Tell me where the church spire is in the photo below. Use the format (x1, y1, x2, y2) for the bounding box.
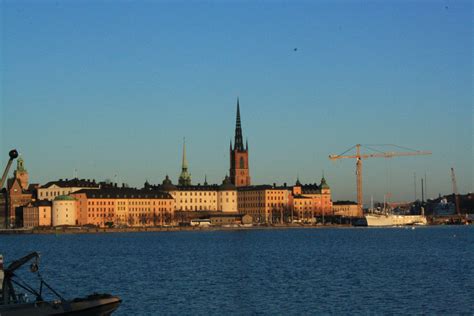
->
(178, 137, 191, 186)
(234, 98, 244, 151)
(182, 137, 188, 169)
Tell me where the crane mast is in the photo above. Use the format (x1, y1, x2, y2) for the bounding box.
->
(450, 167, 461, 215)
(329, 144, 431, 217)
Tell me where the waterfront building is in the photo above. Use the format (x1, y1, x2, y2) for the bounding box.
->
(22, 200, 52, 228)
(72, 187, 175, 227)
(236, 177, 333, 224)
(37, 178, 100, 201)
(151, 175, 238, 213)
(230, 99, 251, 187)
(52, 195, 77, 226)
(332, 201, 359, 217)
(237, 185, 291, 223)
(218, 176, 238, 213)
(290, 177, 333, 221)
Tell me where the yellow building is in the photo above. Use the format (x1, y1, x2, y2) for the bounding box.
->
(332, 201, 359, 217)
(72, 187, 175, 227)
(150, 175, 238, 213)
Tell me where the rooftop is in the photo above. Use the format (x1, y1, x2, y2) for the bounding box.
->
(73, 187, 173, 199)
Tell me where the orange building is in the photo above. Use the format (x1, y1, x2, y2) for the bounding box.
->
(72, 187, 175, 227)
(288, 177, 333, 222)
(237, 185, 291, 223)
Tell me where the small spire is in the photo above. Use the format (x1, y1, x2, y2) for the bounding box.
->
(182, 137, 188, 169)
(179, 138, 192, 186)
(296, 173, 301, 186)
(246, 138, 248, 151)
(204, 174, 208, 186)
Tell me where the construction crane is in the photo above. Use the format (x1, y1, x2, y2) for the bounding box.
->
(450, 167, 461, 215)
(329, 144, 432, 217)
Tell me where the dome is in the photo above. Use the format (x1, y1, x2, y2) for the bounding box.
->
(54, 195, 76, 201)
(320, 177, 330, 189)
(161, 175, 177, 191)
(219, 175, 236, 191)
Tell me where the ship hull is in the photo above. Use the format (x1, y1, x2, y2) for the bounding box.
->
(365, 214, 427, 227)
(0, 294, 121, 316)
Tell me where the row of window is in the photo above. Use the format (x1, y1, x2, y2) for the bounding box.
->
(39, 190, 70, 197)
(175, 192, 217, 196)
(88, 200, 172, 206)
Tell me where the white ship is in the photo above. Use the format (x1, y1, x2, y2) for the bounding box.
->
(365, 213, 427, 226)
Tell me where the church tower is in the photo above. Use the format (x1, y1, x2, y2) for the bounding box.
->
(230, 99, 251, 187)
(13, 156, 29, 190)
(178, 138, 192, 186)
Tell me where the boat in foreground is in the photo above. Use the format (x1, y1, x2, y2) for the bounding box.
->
(0, 252, 121, 316)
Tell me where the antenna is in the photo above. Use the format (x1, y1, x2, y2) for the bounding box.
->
(424, 172, 427, 201)
(414, 172, 417, 201)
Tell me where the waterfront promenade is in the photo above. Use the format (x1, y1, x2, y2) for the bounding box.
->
(0, 223, 356, 235)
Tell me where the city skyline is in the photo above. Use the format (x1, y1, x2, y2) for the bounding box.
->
(1, 1, 472, 204)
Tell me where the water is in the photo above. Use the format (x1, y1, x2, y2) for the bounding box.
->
(1, 226, 473, 315)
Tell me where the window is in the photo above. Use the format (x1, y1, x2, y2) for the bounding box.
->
(240, 157, 245, 169)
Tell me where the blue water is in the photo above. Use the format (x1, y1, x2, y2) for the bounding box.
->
(1, 226, 473, 315)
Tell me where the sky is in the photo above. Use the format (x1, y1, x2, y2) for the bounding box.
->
(1, 0, 472, 204)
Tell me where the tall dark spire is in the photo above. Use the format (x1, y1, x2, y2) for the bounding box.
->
(234, 98, 244, 151)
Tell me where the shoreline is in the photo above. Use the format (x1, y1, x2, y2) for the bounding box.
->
(0, 224, 355, 235)
(0, 223, 470, 235)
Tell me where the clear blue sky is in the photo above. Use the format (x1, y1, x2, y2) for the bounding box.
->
(1, 0, 472, 204)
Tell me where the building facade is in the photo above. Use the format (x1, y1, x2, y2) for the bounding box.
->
(290, 177, 333, 220)
(237, 185, 291, 223)
(230, 99, 251, 187)
(236, 178, 333, 224)
(332, 201, 359, 217)
(72, 187, 175, 227)
(151, 175, 238, 213)
(37, 178, 100, 201)
(7, 158, 33, 227)
(52, 195, 77, 226)
(22, 200, 52, 228)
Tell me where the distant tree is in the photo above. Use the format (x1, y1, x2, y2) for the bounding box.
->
(127, 214, 134, 226)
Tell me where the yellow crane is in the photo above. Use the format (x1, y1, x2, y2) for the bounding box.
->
(329, 144, 432, 217)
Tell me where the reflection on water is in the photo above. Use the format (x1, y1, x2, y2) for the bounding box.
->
(1, 226, 473, 314)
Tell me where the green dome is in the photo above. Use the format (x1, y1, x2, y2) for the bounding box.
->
(320, 177, 330, 189)
(54, 195, 76, 201)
